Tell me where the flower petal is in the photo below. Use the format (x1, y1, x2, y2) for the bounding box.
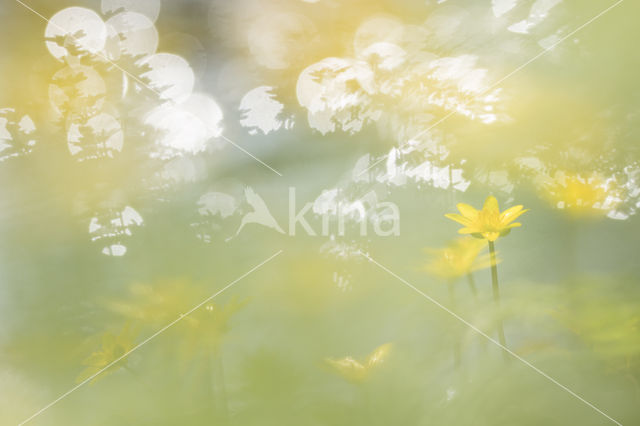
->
(483, 196, 499, 214)
(366, 343, 392, 368)
(457, 227, 475, 234)
(456, 203, 478, 219)
(471, 253, 500, 271)
(445, 213, 473, 226)
(499, 205, 522, 221)
(501, 207, 528, 225)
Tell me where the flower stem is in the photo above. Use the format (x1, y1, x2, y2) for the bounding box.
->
(488, 241, 508, 360)
(448, 281, 461, 368)
(207, 348, 217, 418)
(217, 352, 229, 423)
(209, 346, 229, 423)
(467, 272, 486, 351)
(466, 273, 478, 300)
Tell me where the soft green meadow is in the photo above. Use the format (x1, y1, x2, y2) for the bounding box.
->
(1, 0, 639, 425)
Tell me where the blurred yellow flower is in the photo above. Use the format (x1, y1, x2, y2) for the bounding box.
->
(424, 237, 494, 280)
(445, 196, 528, 242)
(110, 279, 247, 362)
(181, 296, 248, 359)
(76, 324, 136, 384)
(552, 280, 640, 370)
(109, 279, 205, 327)
(541, 172, 620, 218)
(325, 343, 392, 383)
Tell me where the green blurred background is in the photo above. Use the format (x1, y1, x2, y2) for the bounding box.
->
(1, 0, 639, 425)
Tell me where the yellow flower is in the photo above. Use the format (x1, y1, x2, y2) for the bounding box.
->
(541, 172, 619, 218)
(76, 324, 136, 384)
(325, 343, 392, 383)
(424, 237, 495, 280)
(445, 196, 528, 242)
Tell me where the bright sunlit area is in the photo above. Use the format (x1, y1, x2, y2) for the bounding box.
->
(1, 0, 639, 425)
